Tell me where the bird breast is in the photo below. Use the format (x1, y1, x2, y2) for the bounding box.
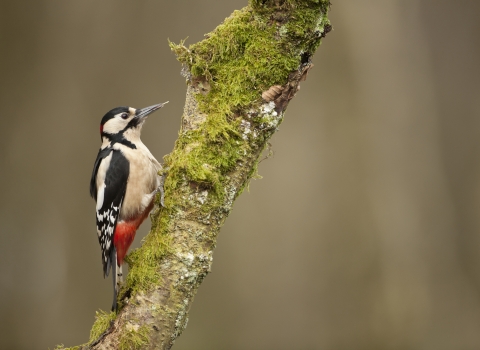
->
(114, 143, 161, 220)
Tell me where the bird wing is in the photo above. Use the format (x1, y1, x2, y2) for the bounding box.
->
(93, 149, 130, 277)
(90, 147, 113, 199)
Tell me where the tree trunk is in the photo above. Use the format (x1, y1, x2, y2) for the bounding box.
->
(61, 1, 331, 349)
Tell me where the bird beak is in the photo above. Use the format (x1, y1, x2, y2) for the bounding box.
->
(136, 102, 168, 120)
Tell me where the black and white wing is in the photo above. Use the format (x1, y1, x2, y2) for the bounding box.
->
(90, 147, 112, 200)
(90, 148, 129, 277)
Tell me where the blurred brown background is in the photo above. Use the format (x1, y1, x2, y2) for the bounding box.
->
(1, 1, 480, 349)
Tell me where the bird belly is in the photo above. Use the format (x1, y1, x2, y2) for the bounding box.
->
(120, 150, 160, 220)
(112, 145, 161, 265)
(114, 200, 154, 266)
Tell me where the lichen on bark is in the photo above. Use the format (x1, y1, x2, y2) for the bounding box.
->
(57, 1, 331, 349)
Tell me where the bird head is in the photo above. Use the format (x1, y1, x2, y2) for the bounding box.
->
(99, 102, 168, 141)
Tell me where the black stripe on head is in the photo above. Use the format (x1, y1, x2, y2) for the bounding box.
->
(102, 132, 137, 149)
(125, 116, 141, 129)
(100, 106, 130, 126)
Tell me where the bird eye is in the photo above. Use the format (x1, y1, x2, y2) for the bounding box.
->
(121, 113, 129, 119)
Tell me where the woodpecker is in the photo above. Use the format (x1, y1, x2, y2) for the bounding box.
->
(90, 102, 167, 311)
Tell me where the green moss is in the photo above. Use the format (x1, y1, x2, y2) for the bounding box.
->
(171, 8, 298, 113)
(118, 324, 150, 350)
(123, 218, 173, 296)
(115, 0, 330, 306)
(89, 310, 116, 344)
(52, 345, 82, 350)
(168, 2, 330, 200)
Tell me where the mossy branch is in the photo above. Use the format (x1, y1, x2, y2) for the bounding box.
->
(58, 1, 331, 349)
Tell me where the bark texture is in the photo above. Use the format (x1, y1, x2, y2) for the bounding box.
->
(63, 1, 331, 349)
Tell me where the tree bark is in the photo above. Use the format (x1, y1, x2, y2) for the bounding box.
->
(61, 1, 331, 349)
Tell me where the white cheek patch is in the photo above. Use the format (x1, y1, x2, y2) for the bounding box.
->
(103, 116, 127, 134)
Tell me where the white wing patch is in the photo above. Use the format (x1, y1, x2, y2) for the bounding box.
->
(95, 152, 113, 210)
(96, 183, 106, 211)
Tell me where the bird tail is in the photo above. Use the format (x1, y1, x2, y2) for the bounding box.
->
(110, 248, 123, 312)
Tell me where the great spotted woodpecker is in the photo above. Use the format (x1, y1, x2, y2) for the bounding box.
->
(90, 103, 167, 311)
